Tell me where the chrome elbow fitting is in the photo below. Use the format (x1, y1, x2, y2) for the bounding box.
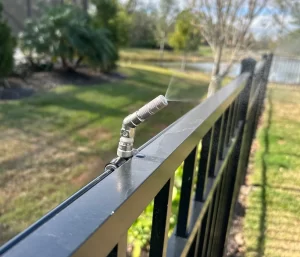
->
(117, 95, 168, 158)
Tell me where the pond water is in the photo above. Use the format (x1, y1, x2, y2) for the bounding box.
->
(158, 56, 300, 85)
(160, 61, 241, 78)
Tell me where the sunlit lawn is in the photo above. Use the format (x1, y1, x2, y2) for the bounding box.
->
(0, 64, 210, 245)
(244, 85, 300, 257)
(120, 46, 214, 63)
(119, 47, 243, 64)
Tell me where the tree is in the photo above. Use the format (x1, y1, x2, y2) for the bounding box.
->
(92, 0, 131, 47)
(273, 0, 300, 34)
(168, 10, 201, 69)
(26, 0, 32, 17)
(271, 0, 300, 57)
(82, 0, 88, 11)
(128, 7, 157, 48)
(155, 0, 178, 64)
(0, 2, 15, 82)
(20, 4, 117, 72)
(192, 0, 268, 96)
(125, 0, 139, 14)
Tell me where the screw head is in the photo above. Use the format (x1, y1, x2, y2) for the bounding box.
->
(136, 153, 145, 158)
(121, 129, 129, 137)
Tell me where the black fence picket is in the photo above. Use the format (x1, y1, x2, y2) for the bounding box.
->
(0, 54, 273, 257)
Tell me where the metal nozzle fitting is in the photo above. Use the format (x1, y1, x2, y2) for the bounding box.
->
(117, 95, 168, 158)
(123, 95, 168, 128)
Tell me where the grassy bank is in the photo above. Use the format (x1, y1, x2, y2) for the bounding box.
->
(244, 86, 300, 257)
(120, 47, 214, 63)
(0, 64, 210, 245)
(119, 47, 250, 64)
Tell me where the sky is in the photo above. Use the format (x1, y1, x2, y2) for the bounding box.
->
(250, 14, 295, 39)
(120, 0, 297, 40)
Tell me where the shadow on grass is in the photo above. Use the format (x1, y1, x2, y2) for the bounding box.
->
(255, 89, 273, 257)
(0, 66, 208, 246)
(0, 67, 200, 175)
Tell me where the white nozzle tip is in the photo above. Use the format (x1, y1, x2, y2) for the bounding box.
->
(158, 95, 168, 106)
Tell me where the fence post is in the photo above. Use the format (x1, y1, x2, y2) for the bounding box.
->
(252, 54, 274, 139)
(219, 57, 257, 256)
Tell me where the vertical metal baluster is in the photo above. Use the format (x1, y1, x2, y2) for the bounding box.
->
(177, 147, 198, 237)
(218, 111, 228, 161)
(200, 195, 215, 257)
(225, 104, 234, 147)
(221, 106, 231, 160)
(210, 168, 229, 257)
(230, 100, 238, 138)
(205, 182, 222, 257)
(208, 117, 222, 177)
(234, 94, 241, 129)
(187, 234, 197, 257)
(195, 128, 212, 202)
(107, 234, 127, 257)
(214, 161, 234, 257)
(217, 131, 243, 256)
(193, 230, 201, 257)
(196, 203, 213, 257)
(149, 177, 174, 257)
(194, 212, 208, 257)
(215, 116, 224, 162)
(108, 245, 118, 257)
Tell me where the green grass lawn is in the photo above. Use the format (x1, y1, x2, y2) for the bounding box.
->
(0, 64, 210, 245)
(244, 85, 300, 257)
(119, 47, 244, 65)
(120, 46, 214, 63)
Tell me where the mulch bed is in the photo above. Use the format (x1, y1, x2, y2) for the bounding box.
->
(1, 67, 126, 100)
(225, 136, 260, 257)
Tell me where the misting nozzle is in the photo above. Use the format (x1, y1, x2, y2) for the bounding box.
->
(117, 95, 168, 158)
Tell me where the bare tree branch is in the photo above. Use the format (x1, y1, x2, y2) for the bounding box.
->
(191, 0, 268, 94)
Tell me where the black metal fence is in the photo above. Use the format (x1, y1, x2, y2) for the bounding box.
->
(0, 54, 273, 257)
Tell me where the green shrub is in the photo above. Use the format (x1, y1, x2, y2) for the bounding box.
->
(20, 4, 117, 72)
(0, 3, 15, 79)
(92, 0, 131, 47)
(168, 10, 202, 53)
(128, 165, 184, 257)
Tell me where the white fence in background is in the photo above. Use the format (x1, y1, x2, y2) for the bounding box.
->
(269, 55, 300, 85)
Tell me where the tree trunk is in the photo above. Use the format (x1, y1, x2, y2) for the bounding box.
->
(207, 45, 223, 97)
(61, 57, 69, 69)
(181, 50, 187, 71)
(207, 75, 222, 97)
(82, 0, 88, 11)
(27, 0, 32, 18)
(159, 32, 166, 67)
(75, 56, 84, 68)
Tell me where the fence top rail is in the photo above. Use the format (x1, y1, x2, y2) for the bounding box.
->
(0, 73, 250, 257)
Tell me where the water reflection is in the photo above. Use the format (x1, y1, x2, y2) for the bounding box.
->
(159, 56, 300, 85)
